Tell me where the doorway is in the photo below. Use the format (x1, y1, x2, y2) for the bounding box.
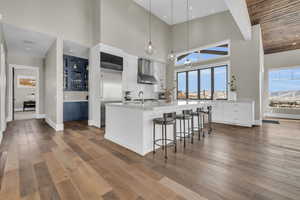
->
(9, 65, 39, 121)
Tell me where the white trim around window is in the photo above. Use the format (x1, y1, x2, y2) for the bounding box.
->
(174, 39, 231, 67)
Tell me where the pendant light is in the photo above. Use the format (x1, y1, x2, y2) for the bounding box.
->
(146, 0, 154, 55)
(168, 0, 175, 61)
(184, 0, 191, 67)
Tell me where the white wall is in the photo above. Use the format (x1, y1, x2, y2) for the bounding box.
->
(89, 0, 171, 127)
(169, 11, 263, 122)
(100, 0, 171, 61)
(0, 0, 95, 46)
(7, 54, 45, 114)
(45, 39, 63, 131)
(224, 0, 252, 40)
(0, 24, 7, 138)
(264, 49, 300, 116)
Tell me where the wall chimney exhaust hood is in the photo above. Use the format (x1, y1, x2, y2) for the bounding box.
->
(137, 58, 157, 85)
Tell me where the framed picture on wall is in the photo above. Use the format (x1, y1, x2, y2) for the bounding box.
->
(17, 76, 36, 88)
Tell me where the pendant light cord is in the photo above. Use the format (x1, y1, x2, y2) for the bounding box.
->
(186, 0, 190, 52)
(149, 0, 152, 43)
(171, 0, 174, 52)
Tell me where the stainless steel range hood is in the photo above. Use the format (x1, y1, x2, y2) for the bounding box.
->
(137, 58, 157, 85)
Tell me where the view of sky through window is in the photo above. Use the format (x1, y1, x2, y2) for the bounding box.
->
(269, 67, 300, 108)
(176, 45, 229, 65)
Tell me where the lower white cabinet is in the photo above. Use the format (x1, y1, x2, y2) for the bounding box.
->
(212, 101, 255, 127)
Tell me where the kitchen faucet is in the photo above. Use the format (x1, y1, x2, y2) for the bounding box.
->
(138, 91, 144, 104)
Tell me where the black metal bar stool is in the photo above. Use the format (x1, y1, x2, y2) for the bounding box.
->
(191, 107, 204, 141)
(200, 106, 213, 137)
(153, 112, 177, 159)
(176, 110, 193, 147)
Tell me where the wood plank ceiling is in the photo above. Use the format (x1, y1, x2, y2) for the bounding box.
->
(246, 0, 300, 54)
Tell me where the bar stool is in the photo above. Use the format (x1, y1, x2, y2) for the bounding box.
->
(153, 112, 177, 159)
(191, 107, 204, 140)
(176, 110, 193, 147)
(200, 106, 213, 137)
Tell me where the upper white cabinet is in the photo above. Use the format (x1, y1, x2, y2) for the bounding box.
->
(153, 61, 166, 92)
(123, 54, 138, 91)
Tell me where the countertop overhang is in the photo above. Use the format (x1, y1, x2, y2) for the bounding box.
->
(106, 100, 255, 111)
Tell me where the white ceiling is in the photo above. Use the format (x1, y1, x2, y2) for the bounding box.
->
(134, 0, 229, 25)
(3, 24, 55, 58)
(63, 40, 89, 59)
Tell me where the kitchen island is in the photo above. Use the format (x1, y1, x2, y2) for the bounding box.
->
(105, 100, 255, 156)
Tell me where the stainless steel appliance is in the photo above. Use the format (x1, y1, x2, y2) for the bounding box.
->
(137, 58, 157, 85)
(100, 52, 123, 127)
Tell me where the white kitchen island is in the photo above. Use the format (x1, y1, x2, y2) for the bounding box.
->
(105, 100, 255, 156)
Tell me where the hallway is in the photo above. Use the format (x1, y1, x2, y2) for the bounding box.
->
(0, 119, 300, 200)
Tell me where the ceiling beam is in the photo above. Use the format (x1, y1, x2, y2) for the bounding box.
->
(224, 0, 252, 40)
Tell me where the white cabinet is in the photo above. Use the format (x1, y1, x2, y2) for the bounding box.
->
(221, 101, 255, 127)
(123, 54, 138, 91)
(212, 102, 224, 123)
(153, 61, 166, 92)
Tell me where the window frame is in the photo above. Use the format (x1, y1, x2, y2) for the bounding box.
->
(176, 63, 229, 101)
(176, 71, 188, 100)
(174, 40, 231, 67)
(213, 65, 228, 100)
(268, 66, 300, 109)
(199, 67, 213, 100)
(187, 70, 199, 100)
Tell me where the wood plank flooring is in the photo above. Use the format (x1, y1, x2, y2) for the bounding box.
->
(0, 119, 300, 200)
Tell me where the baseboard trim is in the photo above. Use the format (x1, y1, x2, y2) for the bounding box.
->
(0, 131, 3, 144)
(35, 114, 46, 119)
(254, 120, 262, 126)
(45, 117, 64, 131)
(88, 120, 101, 128)
(6, 116, 12, 122)
(265, 113, 300, 120)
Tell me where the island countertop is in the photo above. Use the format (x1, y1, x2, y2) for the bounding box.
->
(106, 100, 254, 111)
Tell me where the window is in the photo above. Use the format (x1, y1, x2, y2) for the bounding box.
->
(188, 71, 198, 99)
(269, 67, 300, 108)
(177, 72, 187, 99)
(214, 66, 228, 100)
(176, 43, 229, 66)
(177, 65, 228, 100)
(200, 68, 212, 99)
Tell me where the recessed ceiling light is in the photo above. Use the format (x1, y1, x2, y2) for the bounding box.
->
(296, 35, 299, 37)
(25, 47, 31, 51)
(292, 42, 297, 46)
(189, 6, 193, 10)
(69, 49, 73, 53)
(163, 15, 167, 18)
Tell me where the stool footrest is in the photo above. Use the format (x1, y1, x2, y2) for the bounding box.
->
(154, 139, 176, 148)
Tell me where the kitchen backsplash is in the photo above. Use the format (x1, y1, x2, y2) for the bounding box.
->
(64, 91, 88, 101)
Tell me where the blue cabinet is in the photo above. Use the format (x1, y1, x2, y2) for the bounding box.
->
(63, 102, 88, 122)
(64, 55, 89, 91)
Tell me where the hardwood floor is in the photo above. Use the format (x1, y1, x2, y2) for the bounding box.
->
(0, 119, 300, 200)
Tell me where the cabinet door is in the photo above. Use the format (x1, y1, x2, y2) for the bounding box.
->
(79, 102, 89, 120)
(153, 61, 166, 92)
(123, 55, 138, 91)
(63, 102, 88, 122)
(223, 103, 236, 123)
(235, 103, 252, 124)
(212, 102, 224, 122)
